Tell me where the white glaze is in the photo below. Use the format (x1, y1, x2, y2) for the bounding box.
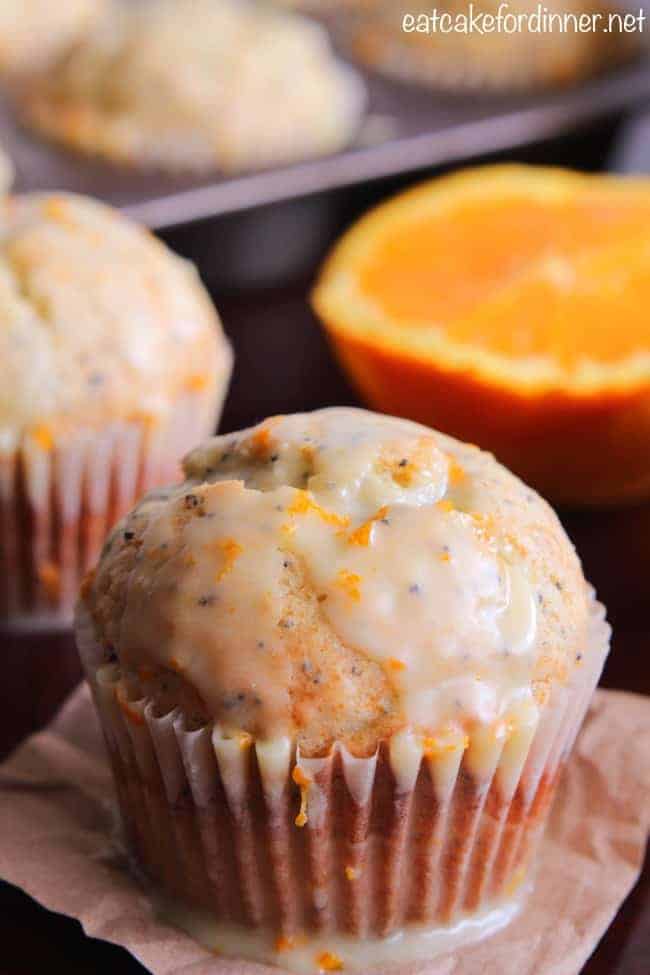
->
(86, 408, 590, 747)
(159, 888, 527, 973)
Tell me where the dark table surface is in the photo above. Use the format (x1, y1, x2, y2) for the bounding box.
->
(1, 123, 649, 974)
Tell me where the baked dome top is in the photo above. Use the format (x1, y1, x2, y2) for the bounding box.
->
(0, 192, 231, 449)
(83, 408, 590, 754)
(0, 0, 105, 77)
(21, 0, 365, 172)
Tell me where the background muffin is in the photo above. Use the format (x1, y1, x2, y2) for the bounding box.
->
(77, 408, 609, 968)
(20, 0, 366, 173)
(345, 0, 638, 91)
(0, 191, 232, 629)
(0, 0, 106, 79)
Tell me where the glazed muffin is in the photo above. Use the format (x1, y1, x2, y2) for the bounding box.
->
(1, 192, 232, 629)
(0, 0, 106, 79)
(345, 1, 638, 91)
(19, 0, 366, 173)
(76, 408, 609, 970)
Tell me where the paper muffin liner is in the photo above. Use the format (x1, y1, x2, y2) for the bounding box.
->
(76, 596, 610, 948)
(1, 387, 225, 631)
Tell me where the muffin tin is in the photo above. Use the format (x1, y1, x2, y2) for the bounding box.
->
(2, 56, 649, 232)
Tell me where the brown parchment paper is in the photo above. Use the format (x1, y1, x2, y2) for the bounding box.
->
(0, 685, 649, 975)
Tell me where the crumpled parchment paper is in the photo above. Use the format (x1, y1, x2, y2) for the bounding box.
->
(0, 686, 648, 975)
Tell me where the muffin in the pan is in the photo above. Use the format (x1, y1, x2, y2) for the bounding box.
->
(346, 1, 639, 91)
(0, 192, 232, 630)
(77, 407, 609, 970)
(19, 0, 366, 173)
(0, 0, 106, 79)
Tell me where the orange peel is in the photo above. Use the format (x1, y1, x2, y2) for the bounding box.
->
(312, 164, 650, 505)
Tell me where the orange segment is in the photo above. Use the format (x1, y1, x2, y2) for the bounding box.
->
(312, 165, 650, 505)
(446, 236, 650, 370)
(359, 196, 650, 353)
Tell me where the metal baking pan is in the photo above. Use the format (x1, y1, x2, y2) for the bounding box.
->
(3, 56, 650, 227)
(2, 56, 649, 288)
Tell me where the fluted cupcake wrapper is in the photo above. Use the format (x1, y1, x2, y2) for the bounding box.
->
(76, 597, 610, 945)
(1, 387, 223, 631)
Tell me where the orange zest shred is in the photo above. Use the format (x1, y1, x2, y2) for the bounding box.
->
(292, 765, 311, 827)
(274, 936, 296, 953)
(296, 791, 308, 828)
(31, 424, 54, 452)
(422, 729, 469, 758)
(391, 462, 414, 487)
(37, 561, 60, 601)
(249, 417, 281, 457)
(186, 373, 209, 392)
(292, 766, 311, 788)
(43, 197, 72, 224)
(251, 425, 273, 455)
(346, 505, 389, 546)
(215, 538, 243, 583)
(387, 657, 407, 672)
(448, 459, 466, 485)
(335, 569, 362, 602)
(288, 490, 350, 529)
(317, 951, 343, 972)
(116, 689, 145, 726)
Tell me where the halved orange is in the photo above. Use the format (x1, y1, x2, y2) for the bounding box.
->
(312, 165, 650, 506)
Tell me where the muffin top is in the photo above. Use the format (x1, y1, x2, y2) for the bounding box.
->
(0, 192, 231, 450)
(84, 408, 591, 756)
(348, 0, 635, 91)
(22, 0, 366, 172)
(0, 0, 106, 78)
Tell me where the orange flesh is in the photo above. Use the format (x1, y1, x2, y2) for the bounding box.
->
(359, 193, 650, 369)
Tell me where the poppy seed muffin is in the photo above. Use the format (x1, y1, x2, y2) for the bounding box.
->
(1, 191, 232, 628)
(20, 0, 366, 173)
(77, 408, 609, 968)
(0, 0, 106, 78)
